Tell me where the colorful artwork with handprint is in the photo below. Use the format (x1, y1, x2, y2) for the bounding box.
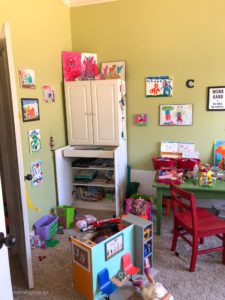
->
(62, 51, 98, 81)
(146, 76, 173, 97)
(101, 61, 125, 80)
(28, 129, 41, 153)
(160, 104, 192, 126)
(19, 68, 36, 89)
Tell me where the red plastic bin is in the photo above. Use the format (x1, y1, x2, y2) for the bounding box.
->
(176, 158, 201, 171)
(152, 157, 176, 170)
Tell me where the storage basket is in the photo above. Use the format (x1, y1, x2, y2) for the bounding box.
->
(56, 205, 75, 229)
(152, 157, 176, 170)
(176, 158, 201, 170)
(34, 215, 58, 240)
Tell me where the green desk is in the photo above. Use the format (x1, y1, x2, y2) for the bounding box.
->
(152, 179, 225, 235)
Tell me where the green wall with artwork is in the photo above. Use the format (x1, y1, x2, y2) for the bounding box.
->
(0, 0, 72, 229)
(70, 0, 225, 170)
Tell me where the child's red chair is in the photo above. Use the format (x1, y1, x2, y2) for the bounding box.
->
(122, 252, 140, 281)
(170, 183, 225, 272)
(162, 196, 173, 217)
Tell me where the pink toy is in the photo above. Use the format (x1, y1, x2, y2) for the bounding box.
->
(125, 198, 151, 220)
(75, 215, 97, 230)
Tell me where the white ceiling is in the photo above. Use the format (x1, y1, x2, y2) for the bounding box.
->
(62, 0, 118, 7)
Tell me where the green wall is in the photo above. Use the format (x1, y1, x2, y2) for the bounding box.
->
(0, 0, 72, 229)
(70, 0, 225, 170)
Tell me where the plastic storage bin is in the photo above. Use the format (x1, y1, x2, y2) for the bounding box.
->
(34, 215, 58, 240)
(56, 205, 75, 229)
(152, 157, 176, 170)
(176, 158, 201, 170)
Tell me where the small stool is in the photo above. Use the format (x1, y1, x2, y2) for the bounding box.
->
(162, 196, 173, 217)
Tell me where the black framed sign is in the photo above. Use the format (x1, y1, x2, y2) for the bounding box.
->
(207, 86, 225, 111)
(105, 233, 124, 261)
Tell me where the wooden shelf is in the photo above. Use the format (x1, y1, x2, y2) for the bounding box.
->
(73, 198, 115, 211)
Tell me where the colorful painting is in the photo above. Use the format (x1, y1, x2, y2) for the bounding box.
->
(105, 233, 124, 261)
(31, 160, 43, 186)
(21, 98, 40, 122)
(101, 61, 125, 80)
(146, 76, 173, 97)
(42, 85, 55, 103)
(62, 51, 98, 81)
(213, 141, 225, 168)
(160, 104, 192, 126)
(72, 243, 90, 271)
(28, 129, 41, 153)
(135, 113, 148, 126)
(19, 68, 36, 88)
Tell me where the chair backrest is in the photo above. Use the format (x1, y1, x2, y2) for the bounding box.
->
(98, 268, 110, 289)
(170, 183, 198, 232)
(122, 252, 132, 272)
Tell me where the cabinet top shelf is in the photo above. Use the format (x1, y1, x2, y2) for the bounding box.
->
(64, 146, 117, 158)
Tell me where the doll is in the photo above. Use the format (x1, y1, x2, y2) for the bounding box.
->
(133, 260, 174, 300)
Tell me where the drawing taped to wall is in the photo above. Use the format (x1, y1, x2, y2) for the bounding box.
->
(135, 113, 148, 126)
(28, 129, 41, 153)
(42, 85, 55, 103)
(19, 68, 36, 88)
(146, 76, 173, 97)
(101, 61, 126, 80)
(160, 104, 192, 126)
(31, 160, 43, 186)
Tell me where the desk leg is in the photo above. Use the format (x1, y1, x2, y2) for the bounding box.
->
(156, 189, 162, 235)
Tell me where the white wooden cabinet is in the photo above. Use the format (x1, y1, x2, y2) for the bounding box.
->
(55, 145, 127, 216)
(64, 79, 125, 146)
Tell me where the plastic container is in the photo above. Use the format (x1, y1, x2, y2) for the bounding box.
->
(152, 157, 176, 170)
(56, 205, 75, 229)
(176, 158, 201, 171)
(34, 215, 58, 240)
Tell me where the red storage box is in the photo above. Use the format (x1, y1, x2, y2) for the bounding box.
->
(152, 157, 176, 170)
(176, 158, 201, 171)
(156, 168, 183, 185)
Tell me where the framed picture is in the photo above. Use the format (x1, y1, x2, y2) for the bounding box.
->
(207, 86, 225, 111)
(146, 76, 173, 97)
(160, 104, 193, 126)
(101, 61, 125, 80)
(72, 243, 90, 272)
(21, 98, 40, 122)
(105, 233, 124, 261)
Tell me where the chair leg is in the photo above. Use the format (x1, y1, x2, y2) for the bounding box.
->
(171, 221, 179, 251)
(223, 234, 225, 265)
(189, 237, 198, 272)
(199, 238, 204, 245)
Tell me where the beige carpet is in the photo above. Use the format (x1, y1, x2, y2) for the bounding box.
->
(11, 209, 225, 300)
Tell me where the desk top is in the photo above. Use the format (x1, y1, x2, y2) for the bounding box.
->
(153, 179, 225, 193)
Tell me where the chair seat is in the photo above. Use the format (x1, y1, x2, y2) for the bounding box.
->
(100, 282, 117, 295)
(125, 265, 140, 275)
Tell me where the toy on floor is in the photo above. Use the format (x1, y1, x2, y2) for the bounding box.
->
(133, 259, 174, 300)
(79, 217, 120, 232)
(75, 215, 97, 230)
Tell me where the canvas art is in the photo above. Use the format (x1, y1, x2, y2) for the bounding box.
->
(21, 98, 40, 122)
(101, 61, 125, 80)
(160, 104, 192, 126)
(31, 160, 43, 186)
(28, 129, 41, 153)
(19, 68, 36, 88)
(42, 85, 55, 103)
(213, 140, 225, 168)
(62, 51, 98, 81)
(146, 76, 173, 97)
(135, 113, 148, 126)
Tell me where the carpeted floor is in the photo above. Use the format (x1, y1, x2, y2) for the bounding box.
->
(10, 209, 225, 300)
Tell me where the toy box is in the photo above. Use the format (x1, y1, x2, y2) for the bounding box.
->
(125, 197, 151, 220)
(34, 215, 58, 240)
(156, 168, 183, 185)
(152, 156, 176, 170)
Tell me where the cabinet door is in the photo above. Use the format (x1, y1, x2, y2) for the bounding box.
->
(64, 81, 93, 145)
(91, 80, 120, 145)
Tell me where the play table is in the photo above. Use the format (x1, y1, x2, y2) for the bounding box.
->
(152, 179, 225, 235)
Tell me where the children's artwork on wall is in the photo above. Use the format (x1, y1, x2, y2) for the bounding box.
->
(28, 129, 41, 153)
(160, 104, 192, 126)
(72, 243, 90, 271)
(160, 141, 197, 158)
(62, 51, 98, 81)
(135, 113, 148, 126)
(146, 76, 173, 97)
(19, 68, 36, 88)
(101, 61, 125, 80)
(31, 160, 43, 186)
(21, 98, 40, 122)
(213, 140, 225, 168)
(42, 85, 55, 103)
(105, 233, 123, 261)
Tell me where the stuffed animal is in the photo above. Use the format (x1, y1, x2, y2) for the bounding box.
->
(75, 215, 97, 230)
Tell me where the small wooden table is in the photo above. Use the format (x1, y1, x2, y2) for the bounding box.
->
(111, 275, 129, 287)
(153, 178, 225, 235)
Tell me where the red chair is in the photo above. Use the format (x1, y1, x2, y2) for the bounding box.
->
(170, 183, 225, 272)
(122, 252, 140, 281)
